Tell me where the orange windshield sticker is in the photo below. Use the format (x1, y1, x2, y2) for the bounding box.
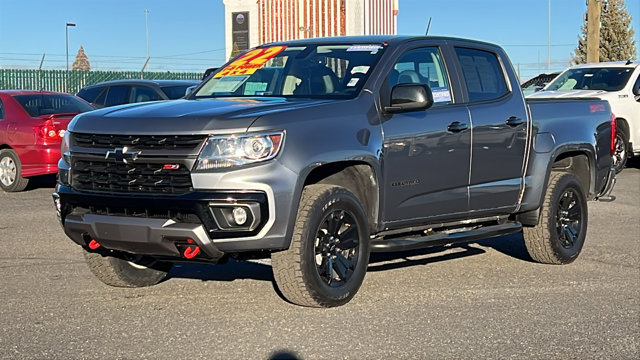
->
(214, 46, 287, 78)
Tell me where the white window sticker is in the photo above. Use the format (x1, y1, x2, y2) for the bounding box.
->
(351, 66, 370, 75)
(347, 78, 360, 87)
(431, 87, 452, 103)
(346, 45, 381, 54)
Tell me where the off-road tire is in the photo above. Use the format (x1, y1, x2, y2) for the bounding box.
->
(84, 250, 173, 287)
(0, 149, 29, 192)
(523, 172, 588, 264)
(272, 184, 370, 307)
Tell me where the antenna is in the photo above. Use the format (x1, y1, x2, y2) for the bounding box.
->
(425, 17, 432, 36)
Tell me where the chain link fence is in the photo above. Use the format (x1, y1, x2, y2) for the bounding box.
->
(0, 69, 203, 94)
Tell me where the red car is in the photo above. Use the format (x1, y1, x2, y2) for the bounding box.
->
(0, 90, 94, 192)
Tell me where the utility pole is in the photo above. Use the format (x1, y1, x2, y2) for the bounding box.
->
(586, 0, 601, 63)
(145, 9, 150, 71)
(547, 0, 551, 72)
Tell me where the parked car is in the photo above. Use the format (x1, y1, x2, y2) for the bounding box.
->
(0, 90, 94, 192)
(76, 79, 199, 108)
(520, 72, 559, 96)
(528, 61, 640, 172)
(55, 36, 616, 307)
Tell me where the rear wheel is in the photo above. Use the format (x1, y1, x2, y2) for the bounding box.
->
(83, 250, 173, 287)
(0, 149, 29, 192)
(272, 185, 370, 307)
(523, 172, 588, 264)
(612, 127, 628, 173)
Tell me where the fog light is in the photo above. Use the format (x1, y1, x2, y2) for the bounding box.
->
(232, 207, 248, 225)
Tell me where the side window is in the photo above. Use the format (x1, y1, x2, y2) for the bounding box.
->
(388, 47, 452, 105)
(0, 99, 4, 120)
(105, 85, 130, 107)
(455, 47, 508, 102)
(633, 73, 640, 97)
(131, 86, 160, 103)
(77, 86, 104, 103)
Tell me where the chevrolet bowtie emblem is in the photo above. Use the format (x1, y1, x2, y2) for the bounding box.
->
(105, 146, 141, 164)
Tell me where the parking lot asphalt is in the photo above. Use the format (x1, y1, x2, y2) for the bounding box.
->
(1, 165, 638, 359)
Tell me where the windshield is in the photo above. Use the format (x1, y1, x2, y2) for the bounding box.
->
(14, 94, 94, 117)
(194, 43, 386, 99)
(545, 67, 634, 91)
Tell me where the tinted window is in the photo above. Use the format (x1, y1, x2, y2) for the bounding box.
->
(546, 67, 634, 92)
(455, 48, 508, 102)
(632, 74, 640, 96)
(131, 86, 160, 103)
(161, 85, 193, 99)
(13, 94, 94, 117)
(0, 99, 4, 120)
(77, 86, 105, 103)
(389, 47, 452, 105)
(105, 85, 130, 107)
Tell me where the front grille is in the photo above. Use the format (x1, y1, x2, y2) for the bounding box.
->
(72, 133, 206, 150)
(71, 160, 193, 194)
(80, 204, 202, 223)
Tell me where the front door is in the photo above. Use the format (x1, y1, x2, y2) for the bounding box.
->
(381, 46, 471, 223)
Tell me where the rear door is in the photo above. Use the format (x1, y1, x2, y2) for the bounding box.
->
(453, 45, 528, 213)
(381, 44, 472, 223)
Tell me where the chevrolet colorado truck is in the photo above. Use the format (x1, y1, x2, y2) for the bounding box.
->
(54, 36, 617, 307)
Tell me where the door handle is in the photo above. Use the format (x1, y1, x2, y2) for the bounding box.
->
(505, 116, 525, 127)
(447, 121, 468, 133)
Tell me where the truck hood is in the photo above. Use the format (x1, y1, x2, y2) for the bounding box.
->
(68, 97, 334, 135)
(527, 89, 609, 99)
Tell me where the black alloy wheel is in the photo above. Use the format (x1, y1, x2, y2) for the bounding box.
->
(314, 209, 360, 287)
(555, 188, 584, 249)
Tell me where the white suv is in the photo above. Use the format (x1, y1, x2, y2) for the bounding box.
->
(528, 61, 640, 172)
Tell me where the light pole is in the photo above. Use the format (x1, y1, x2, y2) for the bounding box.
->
(66, 22, 76, 71)
(547, 0, 551, 73)
(144, 9, 150, 71)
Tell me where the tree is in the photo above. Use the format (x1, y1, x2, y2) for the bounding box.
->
(72, 46, 91, 71)
(572, 0, 636, 64)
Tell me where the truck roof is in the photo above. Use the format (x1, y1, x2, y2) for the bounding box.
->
(266, 35, 504, 49)
(568, 61, 639, 69)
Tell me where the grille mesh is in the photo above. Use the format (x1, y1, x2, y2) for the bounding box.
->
(72, 133, 206, 150)
(71, 160, 192, 194)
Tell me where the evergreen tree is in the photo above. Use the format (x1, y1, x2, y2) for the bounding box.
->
(572, 0, 636, 64)
(72, 46, 91, 71)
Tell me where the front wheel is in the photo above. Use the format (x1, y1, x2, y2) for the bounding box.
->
(523, 172, 588, 264)
(83, 250, 173, 287)
(272, 184, 370, 307)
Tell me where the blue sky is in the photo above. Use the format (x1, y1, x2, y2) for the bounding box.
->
(1, 0, 639, 80)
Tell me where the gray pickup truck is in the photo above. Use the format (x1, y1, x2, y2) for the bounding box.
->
(54, 36, 617, 307)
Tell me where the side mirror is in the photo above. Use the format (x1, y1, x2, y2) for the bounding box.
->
(384, 84, 434, 113)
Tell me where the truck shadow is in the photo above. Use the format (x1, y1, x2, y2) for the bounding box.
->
(24, 174, 57, 191)
(166, 233, 533, 282)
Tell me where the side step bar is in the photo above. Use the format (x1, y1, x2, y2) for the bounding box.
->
(370, 222, 522, 253)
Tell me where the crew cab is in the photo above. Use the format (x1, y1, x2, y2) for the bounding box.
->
(54, 36, 617, 307)
(529, 61, 640, 172)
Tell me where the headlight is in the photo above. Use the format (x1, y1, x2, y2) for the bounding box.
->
(61, 131, 71, 165)
(195, 131, 284, 170)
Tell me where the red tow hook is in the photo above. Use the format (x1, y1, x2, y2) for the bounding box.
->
(183, 238, 200, 259)
(88, 239, 101, 250)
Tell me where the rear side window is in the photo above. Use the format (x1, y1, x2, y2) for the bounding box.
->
(455, 47, 508, 102)
(105, 85, 130, 107)
(13, 94, 94, 117)
(77, 86, 105, 103)
(0, 99, 4, 120)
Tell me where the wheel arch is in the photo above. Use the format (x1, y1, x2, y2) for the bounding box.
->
(302, 161, 380, 234)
